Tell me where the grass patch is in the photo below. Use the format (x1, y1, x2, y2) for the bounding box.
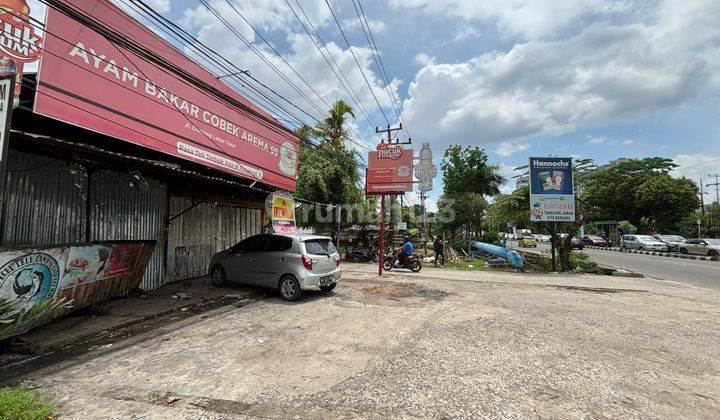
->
(569, 251, 601, 274)
(0, 384, 54, 420)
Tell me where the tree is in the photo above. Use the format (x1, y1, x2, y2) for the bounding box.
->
(441, 146, 505, 197)
(582, 157, 678, 228)
(314, 100, 356, 147)
(294, 101, 366, 233)
(485, 186, 531, 231)
(634, 174, 699, 233)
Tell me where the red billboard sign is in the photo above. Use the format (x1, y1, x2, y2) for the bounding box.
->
(0, 0, 42, 106)
(366, 143, 413, 194)
(34, 0, 298, 191)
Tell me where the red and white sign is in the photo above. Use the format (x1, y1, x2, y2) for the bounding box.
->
(366, 143, 413, 194)
(34, 0, 298, 191)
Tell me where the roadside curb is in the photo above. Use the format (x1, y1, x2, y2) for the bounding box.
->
(585, 246, 717, 261)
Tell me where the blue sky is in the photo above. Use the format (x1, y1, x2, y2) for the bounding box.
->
(30, 0, 720, 209)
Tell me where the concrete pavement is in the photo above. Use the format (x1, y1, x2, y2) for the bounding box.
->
(10, 264, 720, 419)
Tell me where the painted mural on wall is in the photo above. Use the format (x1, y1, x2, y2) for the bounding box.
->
(0, 242, 145, 305)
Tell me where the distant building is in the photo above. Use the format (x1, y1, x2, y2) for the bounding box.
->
(596, 158, 631, 171)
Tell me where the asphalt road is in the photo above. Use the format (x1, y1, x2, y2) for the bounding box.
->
(516, 241, 720, 291)
(582, 248, 720, 290)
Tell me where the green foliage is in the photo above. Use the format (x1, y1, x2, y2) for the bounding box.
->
(677, 203, 720, 238)
(0, 384, 54, 420)
(313, 100, 356, 147)
(582, 157, 682, 229)
(568, 252, 600, 274)
(617, 220, 637, 234)
(634, 174, 699, 233)
(441, 145, 505, 197)
(294, 101, 366, 230)
(0, 298, 73, 341)
(485, 185, 531, 230)
(437, 193, 488, 234)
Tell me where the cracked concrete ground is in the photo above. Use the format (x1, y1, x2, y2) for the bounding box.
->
(13, 264, 720, 419)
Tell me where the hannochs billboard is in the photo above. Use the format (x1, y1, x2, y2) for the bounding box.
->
(529, 157, 576, 222)
(34, 0, 298, 191)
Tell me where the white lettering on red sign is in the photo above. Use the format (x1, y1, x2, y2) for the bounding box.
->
(377, 144, 402, 160)
(0, 14, 42, 61)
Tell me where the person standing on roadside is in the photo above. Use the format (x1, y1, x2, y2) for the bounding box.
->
(433, 235, 445, 266)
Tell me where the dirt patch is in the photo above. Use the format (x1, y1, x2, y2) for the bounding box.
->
(364, 283, 448, 299)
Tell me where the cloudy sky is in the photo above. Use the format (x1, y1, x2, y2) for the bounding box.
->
(32, 0, 720, 208)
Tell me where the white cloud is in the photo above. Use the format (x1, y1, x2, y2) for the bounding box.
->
(390, 0, 636, 40)
(341, 17, 387, 34)
(402, 0, 720, 150)
(414, 53, 434, 66)
(622, 139, 635, 145)
(494, 141, 530, 157)
(671, 154, 720, 181)
(586, 136, 607, 145)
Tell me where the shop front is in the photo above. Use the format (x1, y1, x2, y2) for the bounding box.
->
(0, 0, 299, 334)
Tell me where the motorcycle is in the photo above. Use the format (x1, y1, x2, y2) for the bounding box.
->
(382, 250, 422, 272)
(346, 247, 379, 263)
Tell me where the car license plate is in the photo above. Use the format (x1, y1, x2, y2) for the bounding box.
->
(319, 275, 335, 286)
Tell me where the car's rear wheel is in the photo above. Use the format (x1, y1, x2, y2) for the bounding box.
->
(210, 265, 227, 287)
(639, 246, 645, 251)
(279, 275, 302, 301)
(679, 248, 688, 254)
(320, 283, 337, 292)
(708, 250, 718, 258)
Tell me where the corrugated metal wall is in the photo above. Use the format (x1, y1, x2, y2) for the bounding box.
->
(167, 196, 261, 282)
(89, 171, 167, 290)
(2, 151, 87, 245)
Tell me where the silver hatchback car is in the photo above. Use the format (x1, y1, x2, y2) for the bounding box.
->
(208, 233, 341, 301)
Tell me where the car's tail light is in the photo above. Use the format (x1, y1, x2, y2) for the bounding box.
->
(335, 255, 341, 267)
(302, 254, 313, 270)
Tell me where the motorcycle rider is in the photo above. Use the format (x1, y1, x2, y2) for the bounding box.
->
(396, 236, 413, 267)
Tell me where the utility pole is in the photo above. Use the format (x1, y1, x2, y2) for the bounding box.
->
(707, 174, 720, 205)
(374, 123, 410, 276)
(700, 177, 706, 237)
(707, 174, 720, 237)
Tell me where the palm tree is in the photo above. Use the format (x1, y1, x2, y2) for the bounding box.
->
(315, 100, 355, 147)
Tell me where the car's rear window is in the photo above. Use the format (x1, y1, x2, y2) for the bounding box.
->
(304, 239, 336, 255)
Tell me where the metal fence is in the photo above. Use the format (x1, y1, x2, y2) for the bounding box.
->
(166, 196, 261, 282)
(89, 171, 167, 290)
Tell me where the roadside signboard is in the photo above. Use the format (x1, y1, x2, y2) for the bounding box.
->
(414, 143, 436, 192)
(366, 143, 413, 194)
(34, 0, 298, 191)
(397, 222, 407, 230)
(265, 192, 296, 234)
(529, 157, 575, 222)
(0, 0, 43, 107)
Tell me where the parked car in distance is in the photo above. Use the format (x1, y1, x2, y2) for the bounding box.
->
(571, 237, 585, 250)
(620, 234, 668, 252)
(679, 238, 720, 257)
(533, 234, 551, 242)
(518, 236, 537, 247)
(208, 233, 341, 301)
(653, 235, 686, 252)
(581, 235, 609, 247)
